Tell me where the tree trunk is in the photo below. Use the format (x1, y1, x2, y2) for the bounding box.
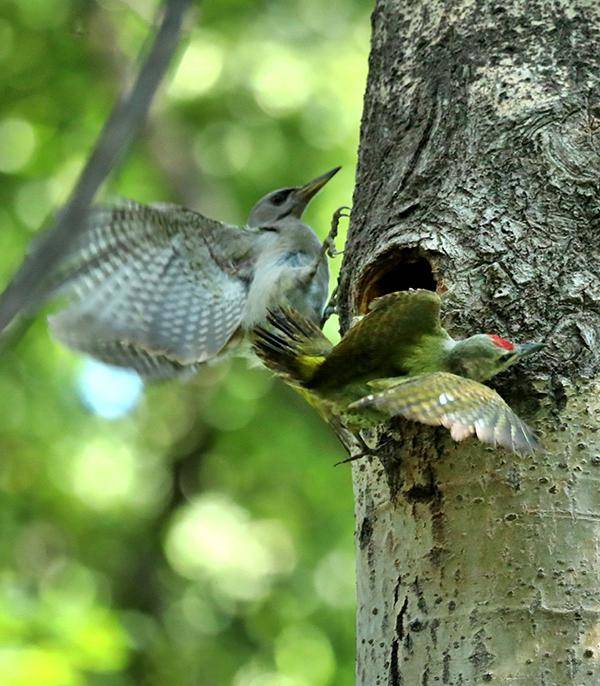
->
(339, 1, 600, 683)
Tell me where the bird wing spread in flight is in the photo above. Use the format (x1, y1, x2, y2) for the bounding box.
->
(350, 371, 541, 454)
(311, 289, 445, 389)
(46, 201, 256, 377)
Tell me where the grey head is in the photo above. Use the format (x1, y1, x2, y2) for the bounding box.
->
(247, 167, 340, 228)
(446, 333, 544, 382)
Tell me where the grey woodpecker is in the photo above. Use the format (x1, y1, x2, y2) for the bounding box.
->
(44, 168, 341, 379)
(253, 290, 543, 454)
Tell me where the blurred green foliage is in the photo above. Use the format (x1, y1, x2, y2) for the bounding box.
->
(0, 0, 371, 684)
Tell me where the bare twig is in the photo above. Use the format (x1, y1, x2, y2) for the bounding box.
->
(0, 0, 192, 336)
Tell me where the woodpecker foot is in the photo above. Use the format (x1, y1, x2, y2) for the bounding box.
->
(303, 207, 350, 290)
(320, 284, 339, 326)
(324, 205, 351, 258)
(334, 428, 380, 466)
(323, 237, 342, 259)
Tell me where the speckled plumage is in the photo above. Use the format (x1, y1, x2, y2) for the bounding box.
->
(45, 168, 339, 379)
(49, 202, 251, 369)
(351, 372, 540, 453)
(253, 290, 543, 454)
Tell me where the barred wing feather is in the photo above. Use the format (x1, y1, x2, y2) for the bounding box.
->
(47, 201, 254, 376)
(350, 372, 541, 454)
(66, 339, 201, 381)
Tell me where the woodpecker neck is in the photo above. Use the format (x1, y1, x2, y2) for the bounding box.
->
(404, 334, 457, 376)
(252, 218, 321, 257)
(243, 219, 328, 328)
(407, 332, 532, 382)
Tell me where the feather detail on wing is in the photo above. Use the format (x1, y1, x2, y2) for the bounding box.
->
(46, 201, 255, 375)
(311, 289, 444, 389)
(350, 372, 541, 454)
(71, 339, 201, 381)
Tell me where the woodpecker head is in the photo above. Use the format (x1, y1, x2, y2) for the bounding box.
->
(446, 333, 543, 382)
(247, 167, 340, 228)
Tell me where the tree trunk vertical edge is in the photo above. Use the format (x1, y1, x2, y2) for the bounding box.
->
(340, 1, 600, 683)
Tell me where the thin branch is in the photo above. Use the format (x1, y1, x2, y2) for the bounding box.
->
(0, 0, 192, 336)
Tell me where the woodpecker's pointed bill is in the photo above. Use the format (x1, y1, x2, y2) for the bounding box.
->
(516, 342, 544, 357)
(289, 167, 341, 217)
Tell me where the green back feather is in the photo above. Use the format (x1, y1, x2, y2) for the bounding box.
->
(310, 290, 446, 390)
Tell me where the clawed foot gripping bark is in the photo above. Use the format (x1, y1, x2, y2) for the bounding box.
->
(320, 205, 351, 325)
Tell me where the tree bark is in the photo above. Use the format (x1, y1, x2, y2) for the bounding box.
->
(339, 1, 600, 683)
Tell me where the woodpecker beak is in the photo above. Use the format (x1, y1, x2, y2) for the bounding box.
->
(290, 166, 341, 217)
(516, 342, 544, 358)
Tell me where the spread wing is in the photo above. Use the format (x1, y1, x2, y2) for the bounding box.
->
(46, 201, 256, 377)
(311, 290, 445, 389)
(69, 340, 202, 381)
(350, 372, 541, 454)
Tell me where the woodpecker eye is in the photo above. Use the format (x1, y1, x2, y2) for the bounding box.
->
(488, 334, 515, 351)
(271, 190, 291, 206)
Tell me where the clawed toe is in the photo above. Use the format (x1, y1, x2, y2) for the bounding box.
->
(334, 451, 371, 466)
(325, 238, 344, 258)
(323, 206, 351, 258)
(332, 206, 351, 222)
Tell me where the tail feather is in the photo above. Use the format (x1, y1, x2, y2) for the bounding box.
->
(265, 307, 317, 343)
(253, 307, 332, 384)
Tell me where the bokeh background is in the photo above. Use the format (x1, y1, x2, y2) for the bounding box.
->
(0, 1, 371, 684)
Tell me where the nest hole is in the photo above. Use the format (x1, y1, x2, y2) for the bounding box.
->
(358, 248, 439, 313)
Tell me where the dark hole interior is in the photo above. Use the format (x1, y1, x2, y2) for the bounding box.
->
(359, 250, 438, 312)
(372, 256, 437, 295)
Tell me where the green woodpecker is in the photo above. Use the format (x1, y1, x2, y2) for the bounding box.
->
(253, 289, 543, 454)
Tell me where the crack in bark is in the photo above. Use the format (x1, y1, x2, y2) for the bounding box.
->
(359, 516, 373, 549)
(442, 652, 451, 683)
(393, 575, 403, 606)
(396, 595, 409, 641)
(389, 639, 400, 686)
(392, 84, 441, 202)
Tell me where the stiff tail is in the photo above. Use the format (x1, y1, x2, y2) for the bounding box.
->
(252, 307, 332, 384)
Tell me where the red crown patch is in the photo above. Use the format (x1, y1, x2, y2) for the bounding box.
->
(488, 334, 514, 351)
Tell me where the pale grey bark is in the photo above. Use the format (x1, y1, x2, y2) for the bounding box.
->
(339, 1, 600, 683)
